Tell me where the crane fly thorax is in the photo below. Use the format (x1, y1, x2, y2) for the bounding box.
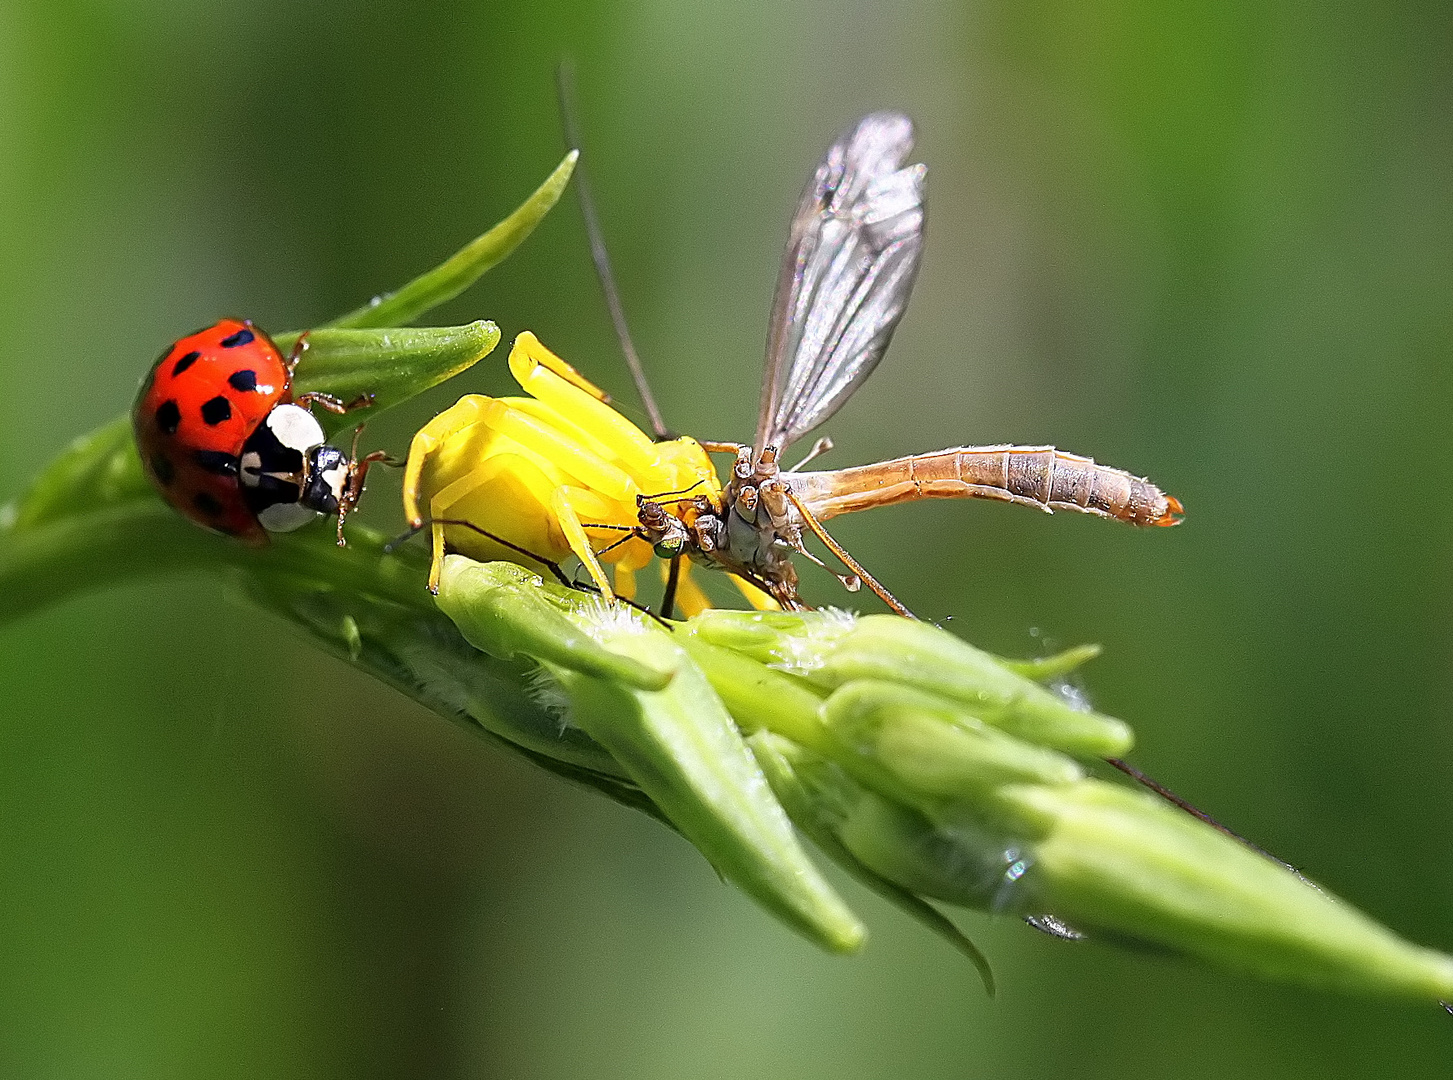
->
(698, 443, 806, 591)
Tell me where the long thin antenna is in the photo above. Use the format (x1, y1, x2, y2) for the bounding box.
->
(1102, 757, 1314, 879)
(555, 62, 670, 440)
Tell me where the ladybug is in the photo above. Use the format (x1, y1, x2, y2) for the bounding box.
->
(133, 319, 384, 545)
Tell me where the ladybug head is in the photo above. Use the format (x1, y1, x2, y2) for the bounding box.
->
(239, 403, 383, 541)
(240, 404, 339, 532)
(300, 443, 349, 517)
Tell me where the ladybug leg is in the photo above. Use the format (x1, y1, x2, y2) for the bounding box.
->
(335, 444, 395, 546)
(296, 391, 376, 415)
(286, 332, 376, 413)
(285, 330, 312, 372)
(347, 420, 405, 469)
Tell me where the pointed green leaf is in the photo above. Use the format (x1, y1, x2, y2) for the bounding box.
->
(995, 643, 1103, 682)
(326, 151, 578, 329)
(273, 321, 501, 436)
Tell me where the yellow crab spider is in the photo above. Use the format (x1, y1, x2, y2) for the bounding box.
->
(403, 331, 745, 615)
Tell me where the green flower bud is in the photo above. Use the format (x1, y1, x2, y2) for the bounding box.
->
(996, 780, 1453, 1001)
(747, 732, 1028, 912)
(434, 555, 675, 691)
(675, 633, 833, 753)
(686, 609, 1133, 759)
(749, 730, 997, 994)
(821, 680, 1085, 808)
(537, 598, 866, 955)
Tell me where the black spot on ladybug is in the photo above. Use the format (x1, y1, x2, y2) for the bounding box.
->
(193, 491, 225, 517)
(150, 454, 176, 487)
(201, 396, 232, 425)
(171, 350, 201, 377)
(192, 449, 238, 477)
(221, 328, 255, 348)
(155, 400, 182, 435)
(228, 369, 258, 392)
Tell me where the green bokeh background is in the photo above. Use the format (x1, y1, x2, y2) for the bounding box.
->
(3, 1, 1451, 1076)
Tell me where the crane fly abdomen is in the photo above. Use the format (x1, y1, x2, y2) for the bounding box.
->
(792, 445, 1183, 528)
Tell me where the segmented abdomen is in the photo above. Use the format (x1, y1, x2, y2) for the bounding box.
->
(792, 445, 1182, 527)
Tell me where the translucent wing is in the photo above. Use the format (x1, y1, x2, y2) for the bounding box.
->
(755, 112, 926, 454)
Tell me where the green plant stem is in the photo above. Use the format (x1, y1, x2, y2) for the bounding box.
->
(0, 500, 427, 630)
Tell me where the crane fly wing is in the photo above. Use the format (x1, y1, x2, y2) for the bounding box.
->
(755, 112, 926, 455)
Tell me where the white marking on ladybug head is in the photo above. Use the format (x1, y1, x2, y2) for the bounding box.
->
(266, 404, 326, 454)
(258, 500, 319, 532)
(320, 458, 348, 503)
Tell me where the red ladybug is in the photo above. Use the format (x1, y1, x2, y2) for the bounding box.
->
(133, 319, 383, 545)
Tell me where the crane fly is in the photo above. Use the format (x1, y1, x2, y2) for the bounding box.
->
(402, 109, 1180, 621)
(589, 111, 1181, 618)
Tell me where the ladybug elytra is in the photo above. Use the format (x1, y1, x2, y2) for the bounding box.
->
(133, 319, 383, 544)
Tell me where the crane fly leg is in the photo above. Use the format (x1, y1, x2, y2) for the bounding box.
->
(785, 490, 915, 618)
(660, 559, 716, 618)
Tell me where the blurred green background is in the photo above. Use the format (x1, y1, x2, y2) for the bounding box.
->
(3, 1, 1452, 1076)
